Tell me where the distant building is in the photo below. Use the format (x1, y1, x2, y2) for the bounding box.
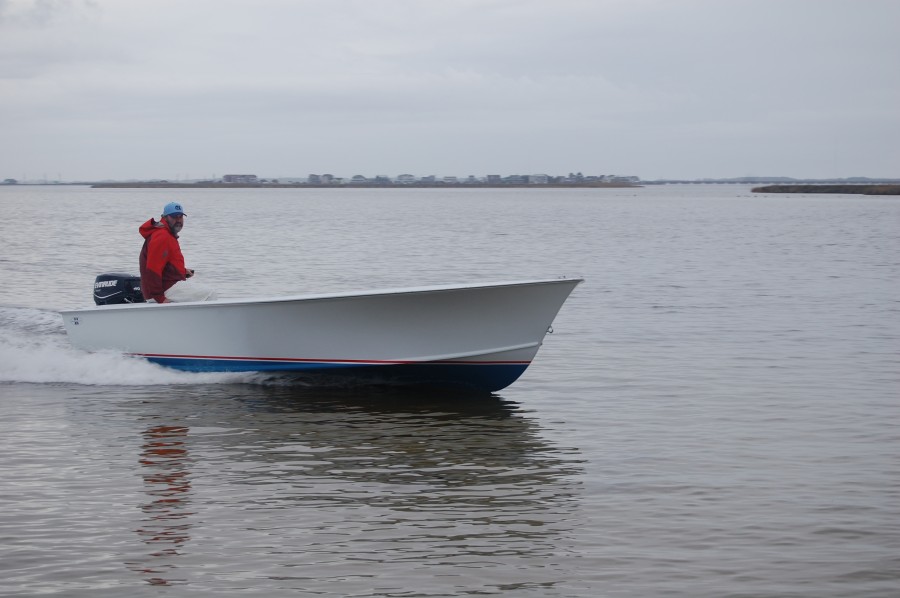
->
(350, 175, 368, 184)
(486, 175, 502, 184)
(308, 174, 321, 184)
(528, 174, 549, 184)
(223, 174, 258, 184)
(396, 174, 417, 184)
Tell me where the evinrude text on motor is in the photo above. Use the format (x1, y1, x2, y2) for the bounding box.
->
(93, 273, 145, 306)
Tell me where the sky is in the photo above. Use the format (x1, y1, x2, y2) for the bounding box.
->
(1, 0, 898, 182)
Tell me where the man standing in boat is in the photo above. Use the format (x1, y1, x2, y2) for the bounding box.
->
(139, 201, 194, 303)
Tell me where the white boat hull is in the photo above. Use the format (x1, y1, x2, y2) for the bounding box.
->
(60, 278, 581, 392)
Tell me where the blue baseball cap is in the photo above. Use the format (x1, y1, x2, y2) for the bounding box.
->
(162, 201, 186, 217)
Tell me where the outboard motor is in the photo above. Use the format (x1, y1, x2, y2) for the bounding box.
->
(93, 273, 146, 305)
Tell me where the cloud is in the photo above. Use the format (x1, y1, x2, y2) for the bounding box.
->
(0, 0, 96, 26)
(1, 0, 899, 180)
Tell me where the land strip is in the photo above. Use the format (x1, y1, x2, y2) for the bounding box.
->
(90, 182, 640, 189)
(752, 184, 900, 195)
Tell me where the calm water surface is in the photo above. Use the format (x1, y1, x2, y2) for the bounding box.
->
(1, 184, 898, 596)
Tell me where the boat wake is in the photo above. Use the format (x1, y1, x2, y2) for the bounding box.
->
(0, 305, 253, 386)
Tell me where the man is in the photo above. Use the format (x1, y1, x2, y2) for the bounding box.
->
(139, 201, 194, 303)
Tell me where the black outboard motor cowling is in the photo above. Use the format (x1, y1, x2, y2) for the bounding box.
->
(93, 273, 146, 305)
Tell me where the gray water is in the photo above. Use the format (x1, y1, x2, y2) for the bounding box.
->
(1, 184, 898, 597)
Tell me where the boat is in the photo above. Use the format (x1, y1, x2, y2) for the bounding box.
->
(60, 277, 582, 392)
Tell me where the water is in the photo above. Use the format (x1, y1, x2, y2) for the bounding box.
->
(1, 184, 898, 596)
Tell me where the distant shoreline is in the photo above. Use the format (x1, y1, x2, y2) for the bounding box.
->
(752, 184, 900, 195)
(89, 182, 641, 189)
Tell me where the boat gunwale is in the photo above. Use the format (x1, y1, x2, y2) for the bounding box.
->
(60, 277, 583, 315)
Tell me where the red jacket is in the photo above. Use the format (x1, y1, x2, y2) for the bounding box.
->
(139, 218, 187, 302)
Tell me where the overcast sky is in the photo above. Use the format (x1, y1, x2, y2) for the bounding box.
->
(1, 0, 898, 181)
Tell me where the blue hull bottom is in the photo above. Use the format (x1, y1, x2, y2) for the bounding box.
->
(144, 356, 529, 393)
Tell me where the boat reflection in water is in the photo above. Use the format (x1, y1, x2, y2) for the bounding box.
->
(126, 424, 193, 586)
(122, 383, 584, 592)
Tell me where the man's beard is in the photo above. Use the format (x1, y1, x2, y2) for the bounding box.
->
(170, 221, 183, 234)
